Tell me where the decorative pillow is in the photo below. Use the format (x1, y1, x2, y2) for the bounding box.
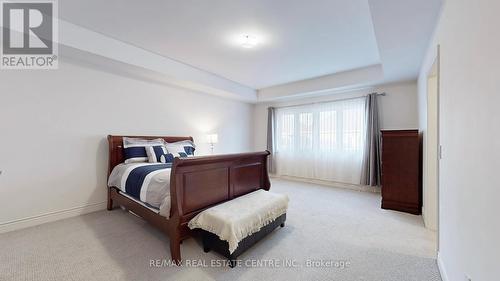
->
(159, 153, 175, 164)
(123, 137, 165, 164)
(165, 140, 196, 158)
(146, 145, 168, 163)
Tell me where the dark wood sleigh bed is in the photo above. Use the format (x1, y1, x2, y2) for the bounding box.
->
(106, 135, 271, 264)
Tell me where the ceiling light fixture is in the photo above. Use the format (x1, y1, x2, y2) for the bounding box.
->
(241, 34, 258, 48)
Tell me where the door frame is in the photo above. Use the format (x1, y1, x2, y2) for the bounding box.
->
(424, 45, 441, 252)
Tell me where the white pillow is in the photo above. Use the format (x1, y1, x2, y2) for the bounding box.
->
(165, 140, 195, 158)
(123, 137, 165, 163)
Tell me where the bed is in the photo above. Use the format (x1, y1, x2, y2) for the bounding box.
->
(106, 135, 271, 264)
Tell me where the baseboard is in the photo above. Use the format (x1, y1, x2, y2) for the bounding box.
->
(0, 201, 107, 234)
(437, 251, 449, 281)
(273, 175, 381, 193)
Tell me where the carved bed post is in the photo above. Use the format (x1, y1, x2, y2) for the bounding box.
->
(107, 187, 114, 210)
(263, 150, 271, 191)
(168, 160, 183, 265)
(168, 219, 182, 265)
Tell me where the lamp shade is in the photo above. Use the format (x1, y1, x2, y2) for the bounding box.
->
(206, 134, 218, 144)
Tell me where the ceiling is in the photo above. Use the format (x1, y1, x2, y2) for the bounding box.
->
(58, 0, 442, 98)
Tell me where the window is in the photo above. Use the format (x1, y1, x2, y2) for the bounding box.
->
(275, 98, 366, 184)
(279, 113, 294, 150)
(319, 111, 337, 150)
(299, 112, 313, 150)
(342, 108, 364, 151)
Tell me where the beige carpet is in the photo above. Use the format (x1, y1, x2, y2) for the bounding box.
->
(0, 179, 441, 281)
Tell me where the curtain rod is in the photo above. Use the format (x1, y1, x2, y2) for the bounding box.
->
(271, 92, 386, 109)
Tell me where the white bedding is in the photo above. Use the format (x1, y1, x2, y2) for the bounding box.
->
(108, 163, 172, 218)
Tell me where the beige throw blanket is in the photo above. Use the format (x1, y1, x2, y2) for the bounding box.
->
(188, 189, 289, 254)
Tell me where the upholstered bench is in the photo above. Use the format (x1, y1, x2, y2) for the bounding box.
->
(188, 189, 289, 267)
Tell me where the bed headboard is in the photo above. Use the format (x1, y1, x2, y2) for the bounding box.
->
(107, 135, 194, 176)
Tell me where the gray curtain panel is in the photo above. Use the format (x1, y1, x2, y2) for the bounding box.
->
(267, 107, 276, 174)
(361, 93, 381, 186)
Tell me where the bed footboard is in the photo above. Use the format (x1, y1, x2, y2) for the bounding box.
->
(167, 151, 271, 263)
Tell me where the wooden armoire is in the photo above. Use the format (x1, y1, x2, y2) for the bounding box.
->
(380, 130, 422, 215)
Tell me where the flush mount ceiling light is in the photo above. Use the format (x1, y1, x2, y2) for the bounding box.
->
(226, 32, 267, 49)
(241, 34, 258, 48)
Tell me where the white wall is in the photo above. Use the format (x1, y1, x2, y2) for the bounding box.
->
(254, 81, 419, 151)
(418, 1, 500, 280)
(0, 60, 254, 231)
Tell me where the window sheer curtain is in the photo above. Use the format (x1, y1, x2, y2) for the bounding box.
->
(275, 98, 366, 184)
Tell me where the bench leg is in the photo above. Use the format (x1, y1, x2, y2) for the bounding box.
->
(203, 245, 210, 253)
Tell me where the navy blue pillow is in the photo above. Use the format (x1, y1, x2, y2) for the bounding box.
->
(159, 153, 175, 163)
(184, 146, 195, 155)
(123, 147, 148, 163)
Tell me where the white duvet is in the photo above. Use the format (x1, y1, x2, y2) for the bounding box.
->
(108, 163, 172, 218)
